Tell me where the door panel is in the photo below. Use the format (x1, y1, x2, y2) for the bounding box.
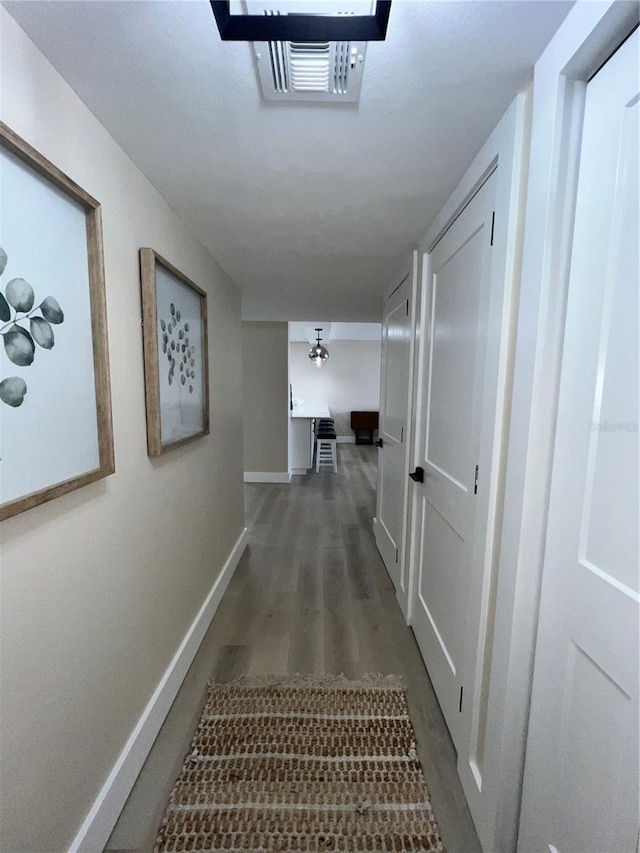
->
(412, 171, 497, 751)
(378, 451, 403, 569)
(418, 503, 464, 672)
(519, 31, 639, 853)
(427, 231, 483, 489)
(384, 299, 411, 443)
(581, 167, 639, 591)
(375, 262, 414, 591)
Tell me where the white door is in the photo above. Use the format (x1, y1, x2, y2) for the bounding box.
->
(411, 171, 498, 751)
(375, 256, 415, 592)
(518, 31, 639, 853)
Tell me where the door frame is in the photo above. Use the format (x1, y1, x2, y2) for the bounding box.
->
(518, 28, 640, 849)
(374, 250, 418, 620)
(474, 3, 640, 852)
(405, 89, 530, 850)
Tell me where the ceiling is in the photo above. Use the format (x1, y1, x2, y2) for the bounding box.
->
(289, 322, 381, 342)
(5, 0, 573, 322)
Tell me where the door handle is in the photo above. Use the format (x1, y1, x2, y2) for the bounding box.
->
(376, 438, 384, 448)
(409, 466, 424, 483)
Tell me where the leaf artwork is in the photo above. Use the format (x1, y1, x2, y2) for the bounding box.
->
(0, 376, 27, 407)
(0, 248, 65, 407)
(6, 278, 35, 312)
(160, 303, 197, 425)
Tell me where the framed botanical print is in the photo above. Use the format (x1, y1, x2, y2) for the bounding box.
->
(139, 248, 209, 456)
(0, 122, 114, 522)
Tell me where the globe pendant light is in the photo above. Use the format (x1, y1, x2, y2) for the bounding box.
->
(308, 328, 329, 368)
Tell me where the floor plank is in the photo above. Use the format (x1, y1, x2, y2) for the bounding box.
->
(106, 445, 481, 853)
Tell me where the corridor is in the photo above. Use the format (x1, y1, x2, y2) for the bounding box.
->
(106, 445, 481, 853)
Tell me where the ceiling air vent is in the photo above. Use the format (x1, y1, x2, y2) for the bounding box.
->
(248, 2, 370, 103)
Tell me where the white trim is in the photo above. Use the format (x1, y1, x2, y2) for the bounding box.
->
(243, 471, 291, 483)
(397, 251, 419, 620)
(67, 526, 250, 853)
(423, 161, 498, 254)
(382, 257, 412, 302)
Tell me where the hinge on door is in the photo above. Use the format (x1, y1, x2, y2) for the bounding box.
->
(395, 548, 399, 563)
(474, 464, 479, 495)
(490, 211, 495, 246)
(401, 426, 404, 443)
(459, 685, 464, 713)
(406, 298, 409, 316)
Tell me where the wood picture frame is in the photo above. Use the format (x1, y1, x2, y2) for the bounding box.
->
(139, 248, 209, 456)
(0, 122, 114, 522)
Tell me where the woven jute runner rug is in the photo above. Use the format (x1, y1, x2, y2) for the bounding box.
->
(154, 674, 445, 852)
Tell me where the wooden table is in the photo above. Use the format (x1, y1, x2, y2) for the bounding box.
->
(350, 411, 379, 444)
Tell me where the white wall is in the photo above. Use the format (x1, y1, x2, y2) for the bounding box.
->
(242, 321, 289, 478)
(289, 340, 381, 439)
(0, 9, 245, 852)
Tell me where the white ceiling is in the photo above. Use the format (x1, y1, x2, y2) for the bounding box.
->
(289, 322, 381, 342)
(5, 0, 573, 322)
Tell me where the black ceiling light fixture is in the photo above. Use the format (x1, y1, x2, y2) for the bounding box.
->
(308, 329, 329, 368)
(210, 1, 392, 43)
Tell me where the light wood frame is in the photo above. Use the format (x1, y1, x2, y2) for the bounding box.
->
(139, 248, 210, 457)
(0, 122, 114, 522)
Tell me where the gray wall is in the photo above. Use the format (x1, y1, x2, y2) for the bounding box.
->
(242, 321, 289, 474)
(0, 10, 245, 850)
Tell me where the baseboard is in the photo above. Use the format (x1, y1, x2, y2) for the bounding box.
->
(68, 526, 249, 853)
(243, 471, 291, 483)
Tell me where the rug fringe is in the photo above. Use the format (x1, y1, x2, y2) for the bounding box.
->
(207, 672, 405, 691)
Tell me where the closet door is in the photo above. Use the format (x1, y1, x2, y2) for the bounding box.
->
(519, 30, 639, 853)
(375, 256, 414, 594)
(410, 170, 497, 752)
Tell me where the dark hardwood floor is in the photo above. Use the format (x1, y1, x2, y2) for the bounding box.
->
(106, 444, 481, 853)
